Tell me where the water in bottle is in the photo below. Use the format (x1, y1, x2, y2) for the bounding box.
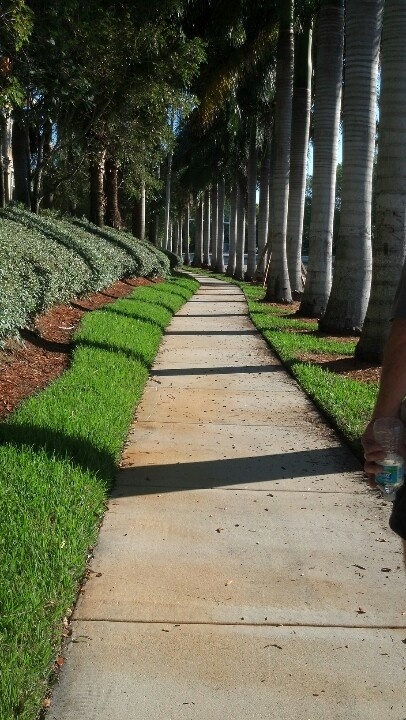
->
(373, 417, 405, 500)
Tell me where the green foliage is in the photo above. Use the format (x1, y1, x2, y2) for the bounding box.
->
(0, 206, 171, 342)
(0, 274, 198, 719)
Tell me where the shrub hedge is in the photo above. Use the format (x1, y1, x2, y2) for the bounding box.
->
(0, 206, 175, 342)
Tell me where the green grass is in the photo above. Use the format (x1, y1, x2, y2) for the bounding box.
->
(184, 267, 378, 455)
(0, 274, 198, 720)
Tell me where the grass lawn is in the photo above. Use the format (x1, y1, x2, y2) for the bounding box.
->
(0, 274, 198, 720)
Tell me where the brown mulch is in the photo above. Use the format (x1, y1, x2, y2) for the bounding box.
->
(267, 300, 382, 384)
(0, 281, 382, 422)
(0, 277, 157, 421)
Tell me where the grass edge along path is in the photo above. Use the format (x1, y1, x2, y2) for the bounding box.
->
(185, 268, 378, 460)
(0, 274, 198, 720)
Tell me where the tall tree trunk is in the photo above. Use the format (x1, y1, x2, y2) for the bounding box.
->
(31, 128, 45, 214)
(104, 157, 122, 228)
(203, 187, 211, 266)
(299, 0, 344, 316)
(132, 182, 146, 239)
(321, 0, 383, 334)
(234, 181, 246, 281)
(0, 119, 5, 209)
(192, 197, 204, 266)
(286, 20, 312, 298)
(256, 119, 272, 280)
(216, 177, 225, 273)
(42, 119, 54, 210)
(226, 183, 238, 277)
(211, 182, 218, 269)
(356, 0, 406, 360)
(265, 0, 294, 302)
(183, 201, 191, 265)
(89, 150, 106, 227)
(164, 151, 172, 250)
(2, 113, 12, 204)
(12, 116, 30, 209)
(246, 120, 258, 279)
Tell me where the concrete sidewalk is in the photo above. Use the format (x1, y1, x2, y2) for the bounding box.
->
(49, 276, 406, 720)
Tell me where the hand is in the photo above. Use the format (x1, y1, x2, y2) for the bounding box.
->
(361, 420, 386, 488)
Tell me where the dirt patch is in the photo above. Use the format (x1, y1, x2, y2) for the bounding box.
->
(0, 277, 159, 420)
(296, 352, 381, 383)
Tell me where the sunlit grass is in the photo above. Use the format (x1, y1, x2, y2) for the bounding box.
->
(0, 274, 198, 720)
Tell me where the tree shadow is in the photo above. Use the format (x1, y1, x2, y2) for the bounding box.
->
(114, 447, 362, 498)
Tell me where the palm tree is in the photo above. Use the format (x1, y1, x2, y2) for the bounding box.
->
(216, 177, 225, 272)
(299, 0, 344, 317)
(245, 119, 258, 279)
(320, 0, 383, 334)
(203, 187, 211, 266)
(234, 180, 246, 281)
(265, 0, 294, 303)
(286, 18, 312, 299)
(193, 196, 204, 266)
(211, 182, 218, 268)
(183, 200, 191, 265)
(356, 0, 406, 360)
(226, 183, 238, 276)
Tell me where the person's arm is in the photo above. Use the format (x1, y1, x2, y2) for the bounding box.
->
(362, 318, 406, 477)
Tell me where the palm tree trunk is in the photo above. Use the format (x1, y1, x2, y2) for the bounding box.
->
(246, 120, 258, 279)
(320, 0, 383, 334)
(132, 182, 146, 239)
(234, 181, 246, 281)
(211, 182, 218, 269)
(299, 0, 344, 317)
(193, 197, 204, 267)
(286, 20, 312, 299)
(164, 151, 172, 250)
(183, 201, 191, 265)
(256, 121, 272, 280)
(265, 0, 294, 303)
(226, 183, 238, 277)
(356, 0, 406, 360)
(203, 188, 211, 266)
(216, 177, 225, 272)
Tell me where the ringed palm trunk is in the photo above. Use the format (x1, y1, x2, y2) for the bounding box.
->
(246, 120, 258, 280)
(164, 151, 172, 250)
(211, 182, 218, 269)
(256, 122, 272, 280)
(299, 0, 344, 317)
(183, 201, 191, 265)
(265, 0, 294, 303)
(203, 188, 211, 266)
(132, 182, 146, 239)
(216, 177, 225, 272)
(356, 0, 406, 360)
(226, 183, 238, 277)
(193, 198, 204, 267)
(286, 21, 312, 299)
(320, 0, 383, 334)
(234, 181, 246, 281)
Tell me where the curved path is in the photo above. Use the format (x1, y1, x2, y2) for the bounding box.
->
(50, 276, 406, 720)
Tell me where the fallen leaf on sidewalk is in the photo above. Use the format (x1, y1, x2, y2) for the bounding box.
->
(216, 528, 224, 533)
(356, 607, 367, 614)
(352, 565, 366, 570)
(264, 644, 282, 650)
(381, 567, 392, 573)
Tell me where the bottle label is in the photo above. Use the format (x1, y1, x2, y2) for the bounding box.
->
(376, 463, 404, 487)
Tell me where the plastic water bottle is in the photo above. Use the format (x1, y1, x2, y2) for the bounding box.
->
(373, 417, 405, 500)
